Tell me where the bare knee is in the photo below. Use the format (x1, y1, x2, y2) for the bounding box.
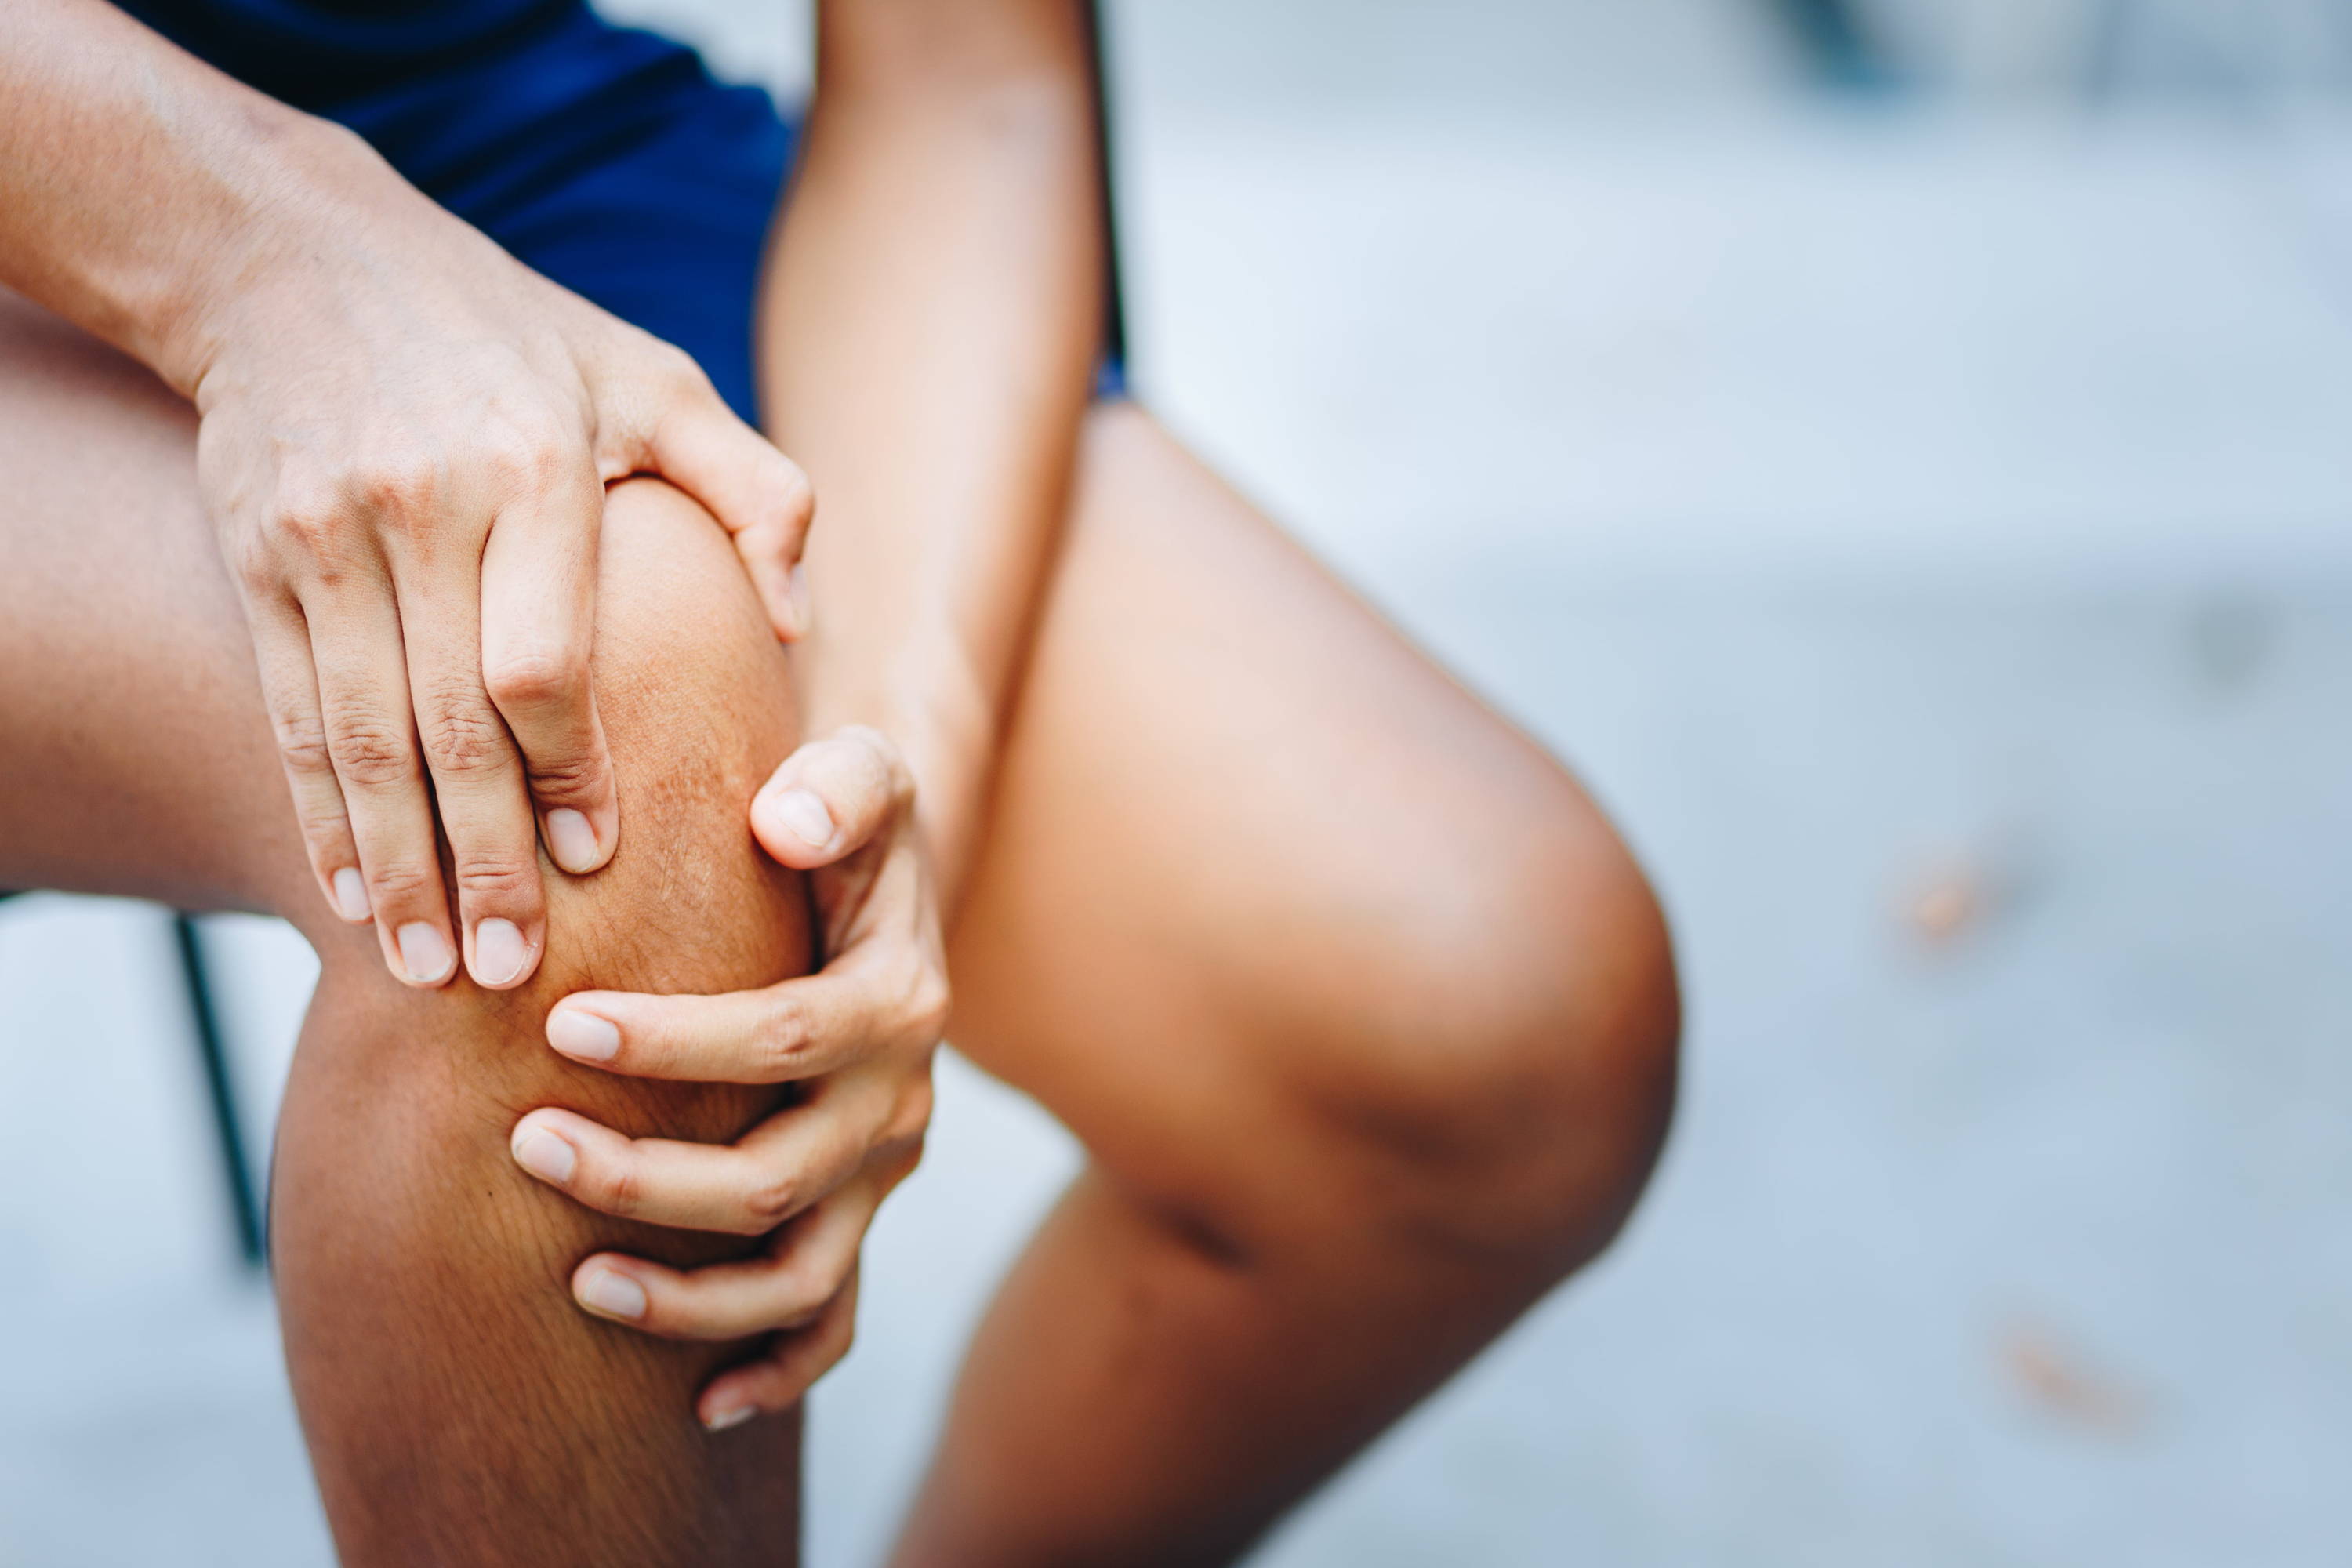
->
(1288, 785, 1679, 1276)
(274, 478, 808, 1563)
(301, 476, 808, 1123)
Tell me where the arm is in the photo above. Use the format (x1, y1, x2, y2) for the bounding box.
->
(0, 0, 811, 989)
(769, 0, 1104, 898)
(510, 0, 1105, 1423)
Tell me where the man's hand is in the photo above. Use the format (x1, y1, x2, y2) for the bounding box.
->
(506, 726, 949, 1428)
(199, 196, 813, 991)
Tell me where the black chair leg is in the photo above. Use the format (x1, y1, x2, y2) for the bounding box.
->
(172, 913, 267, 1269)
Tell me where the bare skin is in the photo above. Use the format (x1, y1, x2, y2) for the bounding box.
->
(2, 0, 1678, 1560)
(1, 279, 1674, 1563)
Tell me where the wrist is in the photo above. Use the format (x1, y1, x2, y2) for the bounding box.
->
(140, 113, 405, 400)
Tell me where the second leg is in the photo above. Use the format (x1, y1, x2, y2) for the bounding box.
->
(895, 405, 1682, 1566)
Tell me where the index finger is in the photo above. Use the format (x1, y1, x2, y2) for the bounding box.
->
(639, 370, 814, 639)
(544, 953, 938, 1083)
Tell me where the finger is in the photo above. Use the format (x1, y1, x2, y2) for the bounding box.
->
(509, 1091, 878, 1235)
(243, 587, 371, 925)
(545, 942, 947, 1083)
(480, 459, 619, 878)
(699, 1272, 862, 1431)
(569, 1180, 883, 1344)
(748, 725, 909, 870)
(303, 575, 457, 987)
(637, 370, 813, 639)
(394, 546, 545, 990)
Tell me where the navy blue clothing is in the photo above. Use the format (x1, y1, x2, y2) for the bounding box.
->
(112, 0, 573, 110)
(117, 0, 797, 423)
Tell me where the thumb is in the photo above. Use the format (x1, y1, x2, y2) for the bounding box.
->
(750, 727, 909, 871)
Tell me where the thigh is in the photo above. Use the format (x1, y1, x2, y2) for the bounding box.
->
(949, 404, 1659, 1221)
(0, 289, 315, 924)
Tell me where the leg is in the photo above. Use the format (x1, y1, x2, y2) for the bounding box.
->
(0, 293, 811, 1564)
(894, 405, 1679, 1565)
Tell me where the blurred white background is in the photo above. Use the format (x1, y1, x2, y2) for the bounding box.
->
(6, 1, 2352, 1563)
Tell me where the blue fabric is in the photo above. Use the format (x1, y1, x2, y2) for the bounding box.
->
(116, 0, 575, 110)
(118, 2, 796, 424)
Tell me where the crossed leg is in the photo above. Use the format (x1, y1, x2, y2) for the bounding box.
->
(0, 290, 812, 1566)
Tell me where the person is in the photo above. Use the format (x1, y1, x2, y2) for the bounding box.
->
(0, 0, 1681, 1561)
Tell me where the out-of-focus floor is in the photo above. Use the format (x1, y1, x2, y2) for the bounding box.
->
(6, 2, 2352, 1563)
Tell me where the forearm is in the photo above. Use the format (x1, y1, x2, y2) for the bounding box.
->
(760, 0, 1102, 906)
(0, 0, 445, 395)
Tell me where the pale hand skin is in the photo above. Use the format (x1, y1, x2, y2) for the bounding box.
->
(1, 0, 818, 993)
(197, 171, 814, 993)
(510, 724, 951, 1428)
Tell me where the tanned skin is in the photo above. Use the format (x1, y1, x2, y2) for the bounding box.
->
(0, 1, 1679, 1563)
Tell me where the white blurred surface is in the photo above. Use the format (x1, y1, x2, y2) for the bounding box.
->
(7, 2, 2352, 1564)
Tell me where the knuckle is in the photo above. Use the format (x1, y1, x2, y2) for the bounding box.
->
(739, 1172, 803, 1232)
(755, 1004, 815, 1076)
(779, 1276, 838, 1330)
(266, 486, 343, 554)
(881, 1083, 935, 1160)
(905, 971, 952, 1045)
(480, 423, 573, 491)
(230, 537, 282, 593)
(774, 459, 815, 526)
(520, 747, 608, 807)
(416, 699, 514, 778)
(483, 647, 589, 713)
(892, 952, 941, 1025)
(592, 1160, 644, 1220)
(363, 858, 440, 905)
(272, 711, 337, 779)
(840, 725, 913, 805)
(322, 709, 417, 788)
(757, 1257, 837, 1329)
(345, 449, 445, 524)
(452, 855, 535, 903)
(649, 341, 707, 395)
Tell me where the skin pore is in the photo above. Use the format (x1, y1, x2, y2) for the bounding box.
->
(0, 0, 1680, 1563)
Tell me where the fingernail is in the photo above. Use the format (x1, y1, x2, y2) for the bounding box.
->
(396, 922, 454, 984)
(547, 1007, 622, 1062)
(578, 1268, 648, 1322)
(705, 1404, 757, 1433)
(546, 808, 601, 874)
(510, 1125, 576, 1184)
(331, 868, 371, 923)
(472, 917, 528, 987)
(768, 787, 833, 851)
